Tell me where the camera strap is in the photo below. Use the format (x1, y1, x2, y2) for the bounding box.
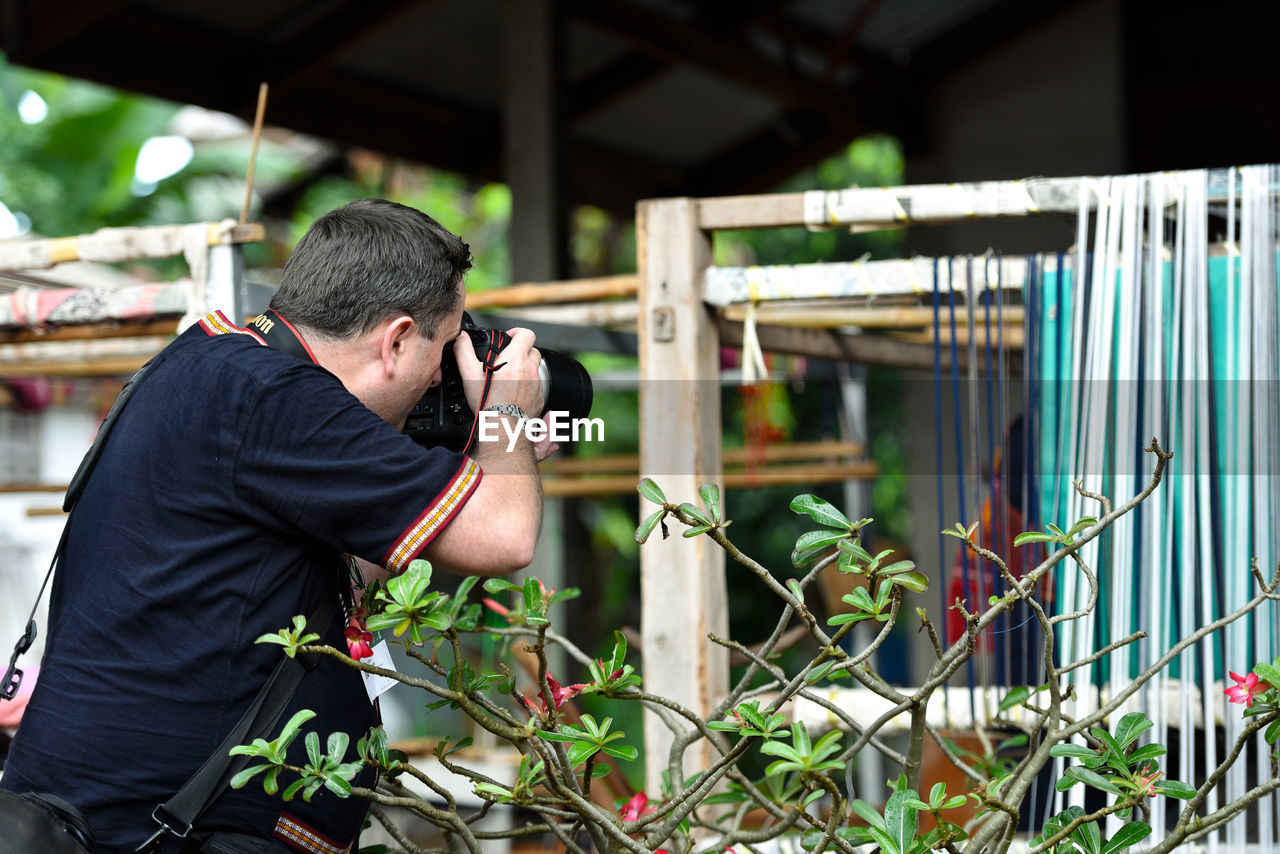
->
(462, 327, 507, 453)
(246, 309, 317, 363)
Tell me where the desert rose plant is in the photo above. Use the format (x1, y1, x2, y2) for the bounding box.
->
(232, 439, 1280, 853)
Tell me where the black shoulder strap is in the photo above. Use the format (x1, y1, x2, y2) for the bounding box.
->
(137, 596, 336, 853)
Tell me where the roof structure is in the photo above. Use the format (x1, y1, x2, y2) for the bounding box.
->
(8, 0, 1271, 220)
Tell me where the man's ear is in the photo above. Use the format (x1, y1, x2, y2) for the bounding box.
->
(378, 315, 416, 377)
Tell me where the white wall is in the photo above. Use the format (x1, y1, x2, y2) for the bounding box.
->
(1, 405, 98, 666)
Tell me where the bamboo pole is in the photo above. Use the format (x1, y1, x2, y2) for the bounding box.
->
(465, 275, 638, 310)
(542, 460, 879, 498)
(240, 83, 270, 223)
(541, 440, 865, 475)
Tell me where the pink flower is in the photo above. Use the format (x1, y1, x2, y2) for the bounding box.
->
(1225, 671, 1271, 708)
(620, 792, 654, 822)
(1133, 764, 1163, 797)
(344, 617, 374, 660)
(546, 674, 588, 710)
(482, 597, 511, 617)
(520, 674, 589, 716)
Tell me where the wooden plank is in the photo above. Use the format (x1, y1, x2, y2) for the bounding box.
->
(0, 318, 180, 345)
(717, 318, 1025, 374)
(542, 440, 867, 475)
(720, 301, 1025, 330)
(0, 355, 153, 377)
(464, 275, 638, 309)
(25, 507, 67, 517)
(698, 193, 807, 231)
(0, 222, 265, 271)
(636, 197, 726, 792)
(542, 461, 879, 498)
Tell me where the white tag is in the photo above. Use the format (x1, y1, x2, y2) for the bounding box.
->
(361, 640, 399, 702)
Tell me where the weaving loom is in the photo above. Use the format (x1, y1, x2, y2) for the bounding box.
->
(751, 165, 1280, 850)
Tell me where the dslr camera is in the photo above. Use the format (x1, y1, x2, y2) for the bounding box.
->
(404, 313, 593, 450)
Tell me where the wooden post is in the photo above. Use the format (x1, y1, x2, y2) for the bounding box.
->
(636, 198, 727, 795)
(501, 0, 566, 282)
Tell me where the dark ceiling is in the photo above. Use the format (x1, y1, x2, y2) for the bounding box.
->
(2, 0, 1277, 219)
(0, 0, 1099, 212)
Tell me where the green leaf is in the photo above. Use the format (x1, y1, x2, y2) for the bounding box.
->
(1066, 516, 1099, 539)
(792, 528, 850, 566)
(883, 787, 918, 854)
(1014, 531, 1057, 546)
(1068, 819, 1103, 854)
(678, 502, 711, 526)
(698, 483, 721, 523)
(229, 764, 269, 789)
(602, 744, 639, 761)
(1152, 779, 1197, 799)
(682, 525, 712, 538)
(851, 799, 887, 831)
(1065, 766, 1123, 795)
(482, 577, 521, 594)
(999, 686, 1032, 713)
(1126, 744, 1166, 765)
(876, 559, 917, 577)
(837, 539, 874, 563)
(1050, 743, 1099, 760)
(864, 824, 901, 854)
(1253, 662, 1280, 688)
(637, 478, 667, 506)
(1113, 713, 1153, 749)
(789, 494, 851, 529)
(887, 570, 929, 593)
(1102, 822, 1152, 854)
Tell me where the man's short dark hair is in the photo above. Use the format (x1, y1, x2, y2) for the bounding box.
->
(270, 198, 471, 340)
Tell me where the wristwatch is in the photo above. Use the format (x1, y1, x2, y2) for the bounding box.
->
(484, 403, 526, 421)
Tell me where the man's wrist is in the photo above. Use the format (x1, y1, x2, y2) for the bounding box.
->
(484, 403, 527, 421)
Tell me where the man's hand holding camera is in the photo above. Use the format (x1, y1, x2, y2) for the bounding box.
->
(453, 327, 559, 462)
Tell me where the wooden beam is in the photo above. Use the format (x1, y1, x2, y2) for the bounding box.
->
(0, 318, 179, 345)
(637, 197, 726, 793)
(543, 461, 878, 498)
(0, 222, 264, 271)
(543, 440, 866, 475)
(0, 355, 154, 377)
(465, 275, 637, 309)
(717, 318, 1024, 374)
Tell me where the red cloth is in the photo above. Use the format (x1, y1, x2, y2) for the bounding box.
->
(944, 489, 1047, 646)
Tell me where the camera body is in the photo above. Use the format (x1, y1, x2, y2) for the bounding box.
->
(404, 314, 593, 451)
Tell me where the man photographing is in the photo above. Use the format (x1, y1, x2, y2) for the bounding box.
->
(1, 198, 552, 853)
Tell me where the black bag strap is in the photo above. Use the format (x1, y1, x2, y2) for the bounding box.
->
(137, 595, 336, 853)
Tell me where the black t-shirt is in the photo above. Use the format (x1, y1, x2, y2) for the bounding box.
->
(1, 311, 481, 854)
